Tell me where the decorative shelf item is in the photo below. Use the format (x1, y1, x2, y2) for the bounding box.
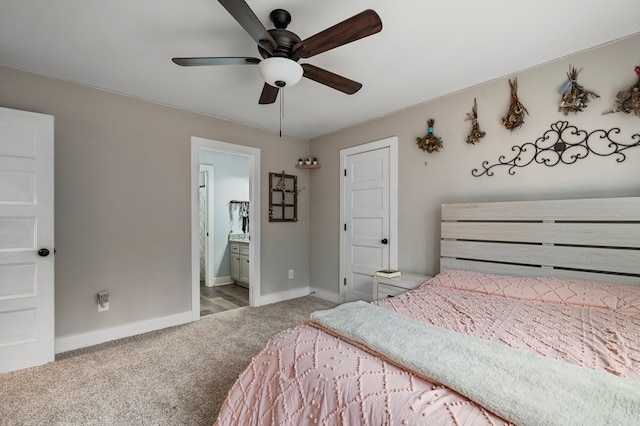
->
(269, 171, 298, 222)
(501, 77, 528, 132)
(558, 66, 599, 115)
(416, 118, 443, 153)
(296, 156, 320, 168)
(472, 121, 640, 177)
(603, 65, 640, 118)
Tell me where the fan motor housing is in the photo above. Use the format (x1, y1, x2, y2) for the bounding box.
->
(257, 9, 301, 59)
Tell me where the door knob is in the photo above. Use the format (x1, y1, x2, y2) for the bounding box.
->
(37, 248, 50, 257)
(381, 238, 388, 244)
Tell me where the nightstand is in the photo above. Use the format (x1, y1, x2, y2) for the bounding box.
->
(373, 273, 433, 301)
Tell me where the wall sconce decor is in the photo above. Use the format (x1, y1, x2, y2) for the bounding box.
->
(501, 78, 529, 132)
(472, 121, 640, 177)
(416, 118, 443, 153)
(465, 98, 486, 144)
(603, 65, 640, 118)
(558, 66, 599, 115)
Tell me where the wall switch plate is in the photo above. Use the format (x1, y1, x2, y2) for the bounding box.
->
(98, 291, 109, 312)
(288, 269, 294, 279)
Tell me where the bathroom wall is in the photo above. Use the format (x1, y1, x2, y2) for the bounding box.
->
(200, 150, 249, 280)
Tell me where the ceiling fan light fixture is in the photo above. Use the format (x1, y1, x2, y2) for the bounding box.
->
(259, 57, 303, 88)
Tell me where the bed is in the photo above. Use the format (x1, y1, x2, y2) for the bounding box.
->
(215, 196, 640, 425)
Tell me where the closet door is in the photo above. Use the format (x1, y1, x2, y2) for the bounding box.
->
(0, 107, 54, 373)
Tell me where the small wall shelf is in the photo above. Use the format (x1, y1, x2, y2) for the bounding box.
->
(295, 164, 321, 169)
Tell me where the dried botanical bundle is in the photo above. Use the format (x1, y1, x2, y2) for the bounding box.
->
(501, 78, 529, 132)
(603, 66, 640, 118)
(558, 66, 599, 115)
(416, 118, 443, 153)
(465, 98, 486, 144)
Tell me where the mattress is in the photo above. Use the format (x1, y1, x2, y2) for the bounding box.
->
(215, 270, 640, 425)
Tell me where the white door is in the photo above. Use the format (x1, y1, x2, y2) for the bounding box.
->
(341, 137, 398, 302)
(0, 107, 54, 373)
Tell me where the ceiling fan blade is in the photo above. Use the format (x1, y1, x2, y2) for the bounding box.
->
(291, 9, 382, 59)
(218, 0, 277, 55)
(259, 83, 279, 104)
(172, 57, 260, 66)
(301, 64, 362, 94)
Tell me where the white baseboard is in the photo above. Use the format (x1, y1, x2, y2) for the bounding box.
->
(55, 286, 338, 354)
(55, 311, 194, 354)
(207, 276, 233, 287)
(256, 286, 311, 306)
(309, 287, 343, 304)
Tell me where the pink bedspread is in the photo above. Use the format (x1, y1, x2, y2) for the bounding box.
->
(215, 271, 640, 425)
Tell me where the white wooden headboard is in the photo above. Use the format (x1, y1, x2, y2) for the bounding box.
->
(440, 197, 640, 286)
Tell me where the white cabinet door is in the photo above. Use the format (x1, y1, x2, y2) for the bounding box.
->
(230, 255, 240, 282)
(0, 107, 54, 373)
(239, 256, 250, 284)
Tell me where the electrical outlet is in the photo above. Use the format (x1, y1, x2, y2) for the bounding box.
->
(288, 269, 294, 279)
(98, 291, 109, 312)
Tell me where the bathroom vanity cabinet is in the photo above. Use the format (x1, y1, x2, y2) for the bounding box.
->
(230, 241, 249, 288)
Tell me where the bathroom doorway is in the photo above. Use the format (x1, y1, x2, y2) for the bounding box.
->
(190, 137, 261, 320)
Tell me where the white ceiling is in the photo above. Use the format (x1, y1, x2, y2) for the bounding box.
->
(1, 1, 639, 140)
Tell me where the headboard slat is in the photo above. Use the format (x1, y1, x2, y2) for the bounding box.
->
(442, 197, 640, 222)
(440, 197, 640, 286)
(442, 240, 640, 275)
(442, 222, 640, 248)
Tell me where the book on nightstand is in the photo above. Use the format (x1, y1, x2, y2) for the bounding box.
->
(375, 269, 401, 278)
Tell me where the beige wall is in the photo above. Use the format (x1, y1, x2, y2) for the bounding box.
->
(1, 32, 638, 341)
(0, 65, 311, 339)
(309, 33, 640, 295)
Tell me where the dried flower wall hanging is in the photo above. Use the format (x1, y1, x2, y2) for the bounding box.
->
(603, 66, 640, 118)
(465, 98, 486, 144)
(501, 78, 528, 132)
(416, 118, 443, 153)
(558, 66, 599, 115)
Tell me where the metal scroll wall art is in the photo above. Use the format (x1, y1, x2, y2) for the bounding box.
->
(472, 121, 640, 177)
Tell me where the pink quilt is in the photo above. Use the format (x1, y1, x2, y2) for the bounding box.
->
(215, 271, 640, 425)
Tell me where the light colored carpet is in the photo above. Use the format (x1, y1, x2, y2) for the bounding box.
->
(0, 296, 336, 426)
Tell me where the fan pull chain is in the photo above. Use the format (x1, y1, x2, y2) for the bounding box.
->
(279, 89, 285, 137)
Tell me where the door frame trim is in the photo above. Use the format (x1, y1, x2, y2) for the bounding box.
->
(190, 137, 261, 320)
(199, 164, 215, 287)
(339, 136, 398, 302)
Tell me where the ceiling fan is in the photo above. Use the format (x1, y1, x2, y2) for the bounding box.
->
(172, 0, 382, 104)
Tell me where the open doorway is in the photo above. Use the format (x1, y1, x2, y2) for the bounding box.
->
(190, 137, 261, 321)
(198, 163, 250, 315)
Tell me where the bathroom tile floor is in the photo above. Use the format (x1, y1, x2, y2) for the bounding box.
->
(200, 283, 249, 316)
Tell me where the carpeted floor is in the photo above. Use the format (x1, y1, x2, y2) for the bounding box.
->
(0, 295, 336, 426)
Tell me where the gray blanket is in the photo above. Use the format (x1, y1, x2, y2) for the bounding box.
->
(310, 301, 640, 426)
